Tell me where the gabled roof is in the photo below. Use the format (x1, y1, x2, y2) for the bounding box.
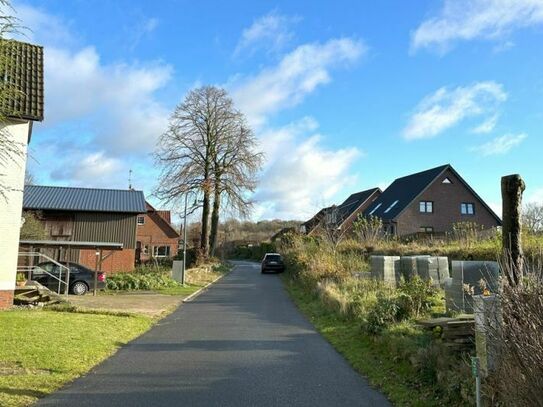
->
(336, 188, 381, 227)
(23, 185, 146, 213)
(1, 40, 44, 121)
(363, 164, 501, 224)
(364, 165, 449, 221)
(145, 201, 180, 237)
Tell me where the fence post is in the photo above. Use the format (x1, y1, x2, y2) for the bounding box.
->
(501, 174, 525, 286)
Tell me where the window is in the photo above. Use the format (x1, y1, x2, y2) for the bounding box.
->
(461, 203, 475, 215)
(368, 203, 382, 215)
(420, 226, 434, 233)
(153, 246, 171, 258)
(325, 210, 337, 224)
(419, 201, 433, 213)
(143, 245, 149, 255)
(137, 216, 145, 226)
(384, 200, 399, 214)
(442, 177, 452, 184)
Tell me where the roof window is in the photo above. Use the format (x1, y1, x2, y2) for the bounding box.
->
(368, 203, 382, 215)
(384, 200, 399, 214)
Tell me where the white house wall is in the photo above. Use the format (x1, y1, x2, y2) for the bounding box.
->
(0, 120, 30, 306)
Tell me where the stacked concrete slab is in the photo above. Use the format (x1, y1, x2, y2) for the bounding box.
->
(417, 256, 450, 287)
(370, 256, 400, 286)
(370, 255, 449, 287)
(445, 261, 500, 314)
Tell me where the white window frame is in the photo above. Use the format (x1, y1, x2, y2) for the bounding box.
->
(137, 216, 145, 226)
(419, 201, 433, 213)
(461, 203, 475, 215)
(153, 245, 171, 258)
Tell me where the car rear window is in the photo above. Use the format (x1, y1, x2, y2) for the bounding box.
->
(266, 255, 282, 262)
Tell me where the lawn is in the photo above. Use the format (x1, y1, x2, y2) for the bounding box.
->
(0, 309, 152, 407)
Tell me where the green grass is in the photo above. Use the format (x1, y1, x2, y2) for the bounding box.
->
(155, 283, 204, 296)
(0, 309, 153, 407)
(283, 278, 471, 407)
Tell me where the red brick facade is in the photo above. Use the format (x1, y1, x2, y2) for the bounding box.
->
(394, 169, 500, 236)
(136, 203, 179, 264)
(79, 249, 136, 273)
(0, 290, 14, 309)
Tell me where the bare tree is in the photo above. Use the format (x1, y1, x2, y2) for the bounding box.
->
(523, 202, 543, 234)
(155, 86, 262, 259)
(209, 124, 263, 256)
(317, 206, 349, 252)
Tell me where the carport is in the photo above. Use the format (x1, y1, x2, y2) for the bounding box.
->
(19, 240, 123, 295)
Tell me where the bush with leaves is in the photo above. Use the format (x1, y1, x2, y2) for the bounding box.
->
(106, 266, 181, 291)
(397, 275, 439, 318)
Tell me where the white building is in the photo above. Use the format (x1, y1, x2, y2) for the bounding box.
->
(0, 41, 44, 309)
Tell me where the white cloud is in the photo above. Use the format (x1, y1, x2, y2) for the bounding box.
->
(403, 81, 507, 140)
(229, 35, 366, 219)
(411, 0, 543, 53)
(253, 119, 361, 219)
(471, 113, 499, 134)
(16, 5, 173, 188)
(234, 11, 299, 57)
(527, 187, 543, 204)
(44, 46, 172, 152)
(231, 37, 366, 127)
(50, 151, 123, 185)
(470, 133, 527, 156)
(13, 2, 75, 46)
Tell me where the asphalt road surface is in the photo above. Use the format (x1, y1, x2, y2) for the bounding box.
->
(37, 261, 391, 407)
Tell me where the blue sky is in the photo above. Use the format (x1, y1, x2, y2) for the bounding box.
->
(16, 0, 543, 220)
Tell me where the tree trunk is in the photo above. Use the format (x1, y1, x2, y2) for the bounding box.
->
(200, 190, 210, 257)
(501, 174, 525, 286)
(210, 186, 221, 257)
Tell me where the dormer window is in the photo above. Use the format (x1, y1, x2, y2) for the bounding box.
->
(442, 177, 452, 184)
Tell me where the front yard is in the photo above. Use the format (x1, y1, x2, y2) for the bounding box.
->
(0, 310, 152, 407)
(0, 261, 231, 406)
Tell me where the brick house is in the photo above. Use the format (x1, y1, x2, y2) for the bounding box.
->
(135, 202, 180, 264)
(363, 164, 501, 237)
(0, 41, 44, 309)
(23, 185, 147, 272)
(301, 188, 381, 235)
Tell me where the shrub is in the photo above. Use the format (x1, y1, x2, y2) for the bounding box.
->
(106, 266, 181, 291)
(397, 276, 439, 318)
(366, 293, 402, 334)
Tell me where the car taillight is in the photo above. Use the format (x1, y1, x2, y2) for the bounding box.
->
(98, 273, 106, 282)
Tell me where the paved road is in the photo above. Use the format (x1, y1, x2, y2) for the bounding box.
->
(38, 262, 390, 407)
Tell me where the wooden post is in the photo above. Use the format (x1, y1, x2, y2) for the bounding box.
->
(501, 174, 525, 286)
(94, 249, 99, 296)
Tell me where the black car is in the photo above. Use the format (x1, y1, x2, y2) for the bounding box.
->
(31, 261, 106, 295)
(261, 253, 285, 274)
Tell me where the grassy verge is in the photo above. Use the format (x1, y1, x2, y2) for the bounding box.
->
(0, 309, 152, 407)
(283, 277, 472, 406)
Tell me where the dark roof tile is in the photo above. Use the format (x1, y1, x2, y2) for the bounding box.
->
(364, 164, 450, 220)
(1, 40, 44, 121)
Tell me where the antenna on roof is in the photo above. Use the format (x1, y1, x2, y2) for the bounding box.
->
(128, 169, 133, 190)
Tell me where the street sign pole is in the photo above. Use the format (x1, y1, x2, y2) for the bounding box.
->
(182, 192, 188, 286)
